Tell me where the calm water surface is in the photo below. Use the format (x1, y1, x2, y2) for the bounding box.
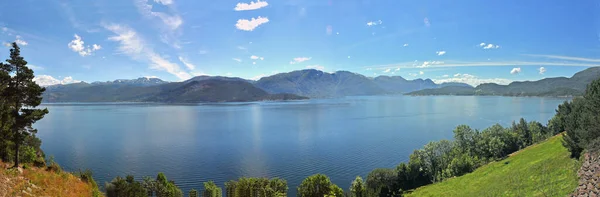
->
(35, 96, 567, 195)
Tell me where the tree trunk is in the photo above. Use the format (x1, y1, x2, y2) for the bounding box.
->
(13, 137, 19, 168)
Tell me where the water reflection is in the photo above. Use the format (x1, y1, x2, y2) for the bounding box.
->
(35, 96, 569, 195)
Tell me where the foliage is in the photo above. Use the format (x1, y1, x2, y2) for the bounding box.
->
(407, 135, 579, 197)
(556, 78, 600, 158)
(0, 43, 48, 167)
(189, 189, 199, 197)
(202, 181, 222, 197)
(107, 173, 182, 197)
(225, 177, 287, 197)
(349, 176, 366, 197)
(297, 174, 343, 197)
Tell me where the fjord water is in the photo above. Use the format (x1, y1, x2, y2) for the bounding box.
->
(36, 96, 566, 195)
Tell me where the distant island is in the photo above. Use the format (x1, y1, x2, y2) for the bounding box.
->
(407, 67, 600, 97)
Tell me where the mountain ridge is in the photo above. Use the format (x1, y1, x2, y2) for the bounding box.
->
(407, 67, 600, 96)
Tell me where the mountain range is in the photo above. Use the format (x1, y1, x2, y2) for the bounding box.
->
(42, 67, 600, 103)
(407, 67, 600, 96)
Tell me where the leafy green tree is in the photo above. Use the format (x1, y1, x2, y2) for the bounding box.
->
(365, 168, 399, 197)
(225, 181, 236, 197)
(202, 181, 222, 197)
(560, 78, 600, 158)
(189, 189, 199, 197)
(297, 174, 342, 197)
(105, 175, 147, 197)
(512, 118, 532, 149)
(349, 176, 366, 197)
(0, 43, 48, 167)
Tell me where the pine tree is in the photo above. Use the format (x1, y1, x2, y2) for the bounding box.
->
(0, 43, 48, 167)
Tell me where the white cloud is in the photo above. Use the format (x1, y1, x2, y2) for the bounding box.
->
(14, 35, 28, 46)
(178, 56, 195, 70)
(419, 71, 424, 75)
(191, 71, 210, 76)
(250, 74, 267, 80)
(234, 0, 268, 11)
(33, 75, 81, 86)
(510, 67, 521, 74)
(253, 62, 256, 65)
(154, 0, 173, 5)
(306, 65, 325, 71)
(233, 58, 242, 62)
(290, 57, 311, 64)
(198, 50, 208, 55)
(135, 0, 183, 30)
(67, 34, 101, 56)
(250, 55, 264, 60)
(395, 67, 400, 71)
(383, 68, 391, 73)
(417, 61, 444, 68)
(433, 73, 512, 86)
(92, 44, 101, 50)
(436, 51, 446, 56)
(237, 46, 247, 50)
(2, 42, 10, 47)
(481, 42, 500, 49)
(442, 74, 449, 78)
(28, 64, 44, 70)
(104, 24, 192, 80)
(538, 67, 546, 74)
(408, 73, 418, 77)
(366, 20, 382, 26)
(403, 43, 409, 47)
(236, 16, 269, 31)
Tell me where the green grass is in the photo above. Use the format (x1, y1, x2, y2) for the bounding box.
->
(407, 135, 579, 197)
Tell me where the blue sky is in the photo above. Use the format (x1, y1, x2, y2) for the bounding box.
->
(1, 0, 599, 86)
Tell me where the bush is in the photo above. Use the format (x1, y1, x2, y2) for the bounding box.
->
(46, 155, 61, 173)
(297, 174, 342, 197)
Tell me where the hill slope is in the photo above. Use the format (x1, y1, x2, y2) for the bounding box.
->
(0, 163, 101, 196)
(408, 67, 600, 96)
(407, 135, 578, 197)
(43, 77, 306, 103)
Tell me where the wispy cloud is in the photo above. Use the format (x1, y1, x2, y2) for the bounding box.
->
(235, 0, 269, 11)
(383, 68, 391, 73)
(104, 24, 191, 80)
(250, 74, 268, 80)
(436, 51, 446, 56)
(250, 55, 264, 60)
(419, 71, 424, 75)
(233, 58, 242, 62)
(135, 0, 183, 30)
(480, 42, 500, 49)
(290, 57, 311, 64)
(154, 0, 173, 5)
(403, 43, 409, 47)
(33, 75, 82, 86)
(28, 64, 44, 71)
(525, 54, 600, 62)
(366, 20, 382, 26)
(538, 67, 546, 74)
(364, 60, 600, 70)
(433, 73, 512, 86)
(67, 34, 101, 56)
(178, 56, 195, 70)
(510, 67, 521, 74)
(416, 61, 444, 68)
(236, 17, 269, 31)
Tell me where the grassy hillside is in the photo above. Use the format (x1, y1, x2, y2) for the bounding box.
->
(407, 135, 579, 197)
(0, 162, 101, 196)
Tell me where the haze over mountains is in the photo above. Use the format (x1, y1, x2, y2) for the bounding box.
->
(41, 67, 600, 103)
(408, 67, 600, 96)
